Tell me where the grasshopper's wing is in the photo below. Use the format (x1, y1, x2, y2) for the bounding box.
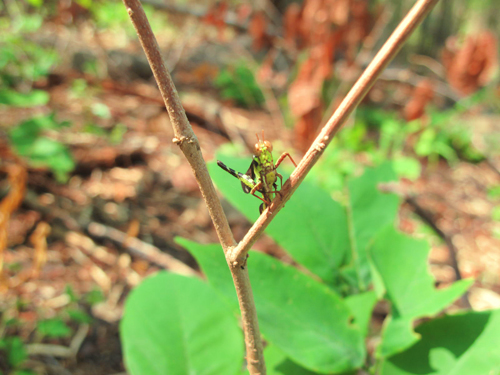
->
(217, 160, 256, 193)
(241, 158, 258, 194)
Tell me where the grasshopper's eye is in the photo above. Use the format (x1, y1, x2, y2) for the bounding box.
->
(264, 141, 273, 151)
(254, 143, 261, 154)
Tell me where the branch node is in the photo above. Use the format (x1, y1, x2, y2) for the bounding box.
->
(314, 142, 326, 152)
(172, 136, 196, 145)
(172, 136, 185, 145)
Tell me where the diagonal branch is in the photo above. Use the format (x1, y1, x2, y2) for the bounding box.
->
(121, 0, 265, 373)
(228, 0, 440, 265)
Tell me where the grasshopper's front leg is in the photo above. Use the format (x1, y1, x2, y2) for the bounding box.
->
(274, 152, 297, 170)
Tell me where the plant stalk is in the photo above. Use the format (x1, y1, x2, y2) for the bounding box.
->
(121, 0, 265, 373)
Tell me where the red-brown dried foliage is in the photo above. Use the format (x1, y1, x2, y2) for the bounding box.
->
(442, 31, 498, 95)
(403, 79, 435, 121)
(249, 11, 269, 51)
(203, 1, 229, 40)
(285, 0, 373, 151)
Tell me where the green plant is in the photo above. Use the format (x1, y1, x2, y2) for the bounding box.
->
(120, 163, 499, 375)
(9, 114, 76, 182)
(0, 8, 58, 107)
(0, 319, 36, 375)
(413, 108, 485, 164)
(36, 318, 71, 339)
(215, 63, 265, 108)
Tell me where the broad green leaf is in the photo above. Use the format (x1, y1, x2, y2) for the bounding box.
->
(345, 291, 378, 337)
(174, 239, 238, 311)
(370, 226, 473, 357)
(208, 158, 350, 285)
(345, 162, 399, 290)
(381, 310, 500, 375)
(265, 345, 318, 375)
(0, 89, 49, 107)
(121, 272, 243, 375)
(180, 238, 365, 374)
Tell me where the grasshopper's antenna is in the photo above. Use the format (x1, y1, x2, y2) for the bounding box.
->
(255, 133, 260, 143)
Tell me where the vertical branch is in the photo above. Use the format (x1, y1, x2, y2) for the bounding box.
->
(121, 0, 265, 373)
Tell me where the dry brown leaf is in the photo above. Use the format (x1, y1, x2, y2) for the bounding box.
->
(284, 3, 302, 47)
(203, 1, 229, 40)
(248, 11, 268, 51)
(442, 31, 498, 95)
(403, 79, 435, 121)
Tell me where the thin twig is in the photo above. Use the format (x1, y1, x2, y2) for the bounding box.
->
(121, 0, 265, 373)
(26, 324, 90, 359)
(86, 222, 197, 276)
(228, 0, 441, 265)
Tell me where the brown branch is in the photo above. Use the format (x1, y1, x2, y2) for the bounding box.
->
(228, 0, 441, 265)
(86, 222, 198, 276)
(121, 0, 265, 373)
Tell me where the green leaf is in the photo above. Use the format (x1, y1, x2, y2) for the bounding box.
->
(381, 310, 500, 375)
(265, 345, 318, 375)
(9, 115, 75, 182)
(91, 102, 111, 119)
(67, 309, 92, 324)
(26, 0, 43, 8)
(0, 89, 49, 107)
(392, 157, 421, 181)
(109, 123, 127, 144)
(487, 185, 500, 199)
(37, 318, 71, 338)
(120, 272, 244, 375)
(6, 337, 27, 368)
(84, 288, 105, 305)
(345, 162, 399, 290)
(345, 291, 378, 337)
(180, 238, 365, 374)
(370, 226, 473, 357)
(415, 129, 436, 156)
(492, 206, 500, 222)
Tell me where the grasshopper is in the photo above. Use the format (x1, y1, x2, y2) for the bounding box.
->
(217, 132, 297, 213)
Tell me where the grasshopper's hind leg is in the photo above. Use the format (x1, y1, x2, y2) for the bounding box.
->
(249, 181, 271, 206)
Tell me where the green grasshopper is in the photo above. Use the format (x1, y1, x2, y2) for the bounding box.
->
(217, 132, 297, 213)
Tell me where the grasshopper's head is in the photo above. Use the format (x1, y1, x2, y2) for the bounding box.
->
(254, 132, 273, 156)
